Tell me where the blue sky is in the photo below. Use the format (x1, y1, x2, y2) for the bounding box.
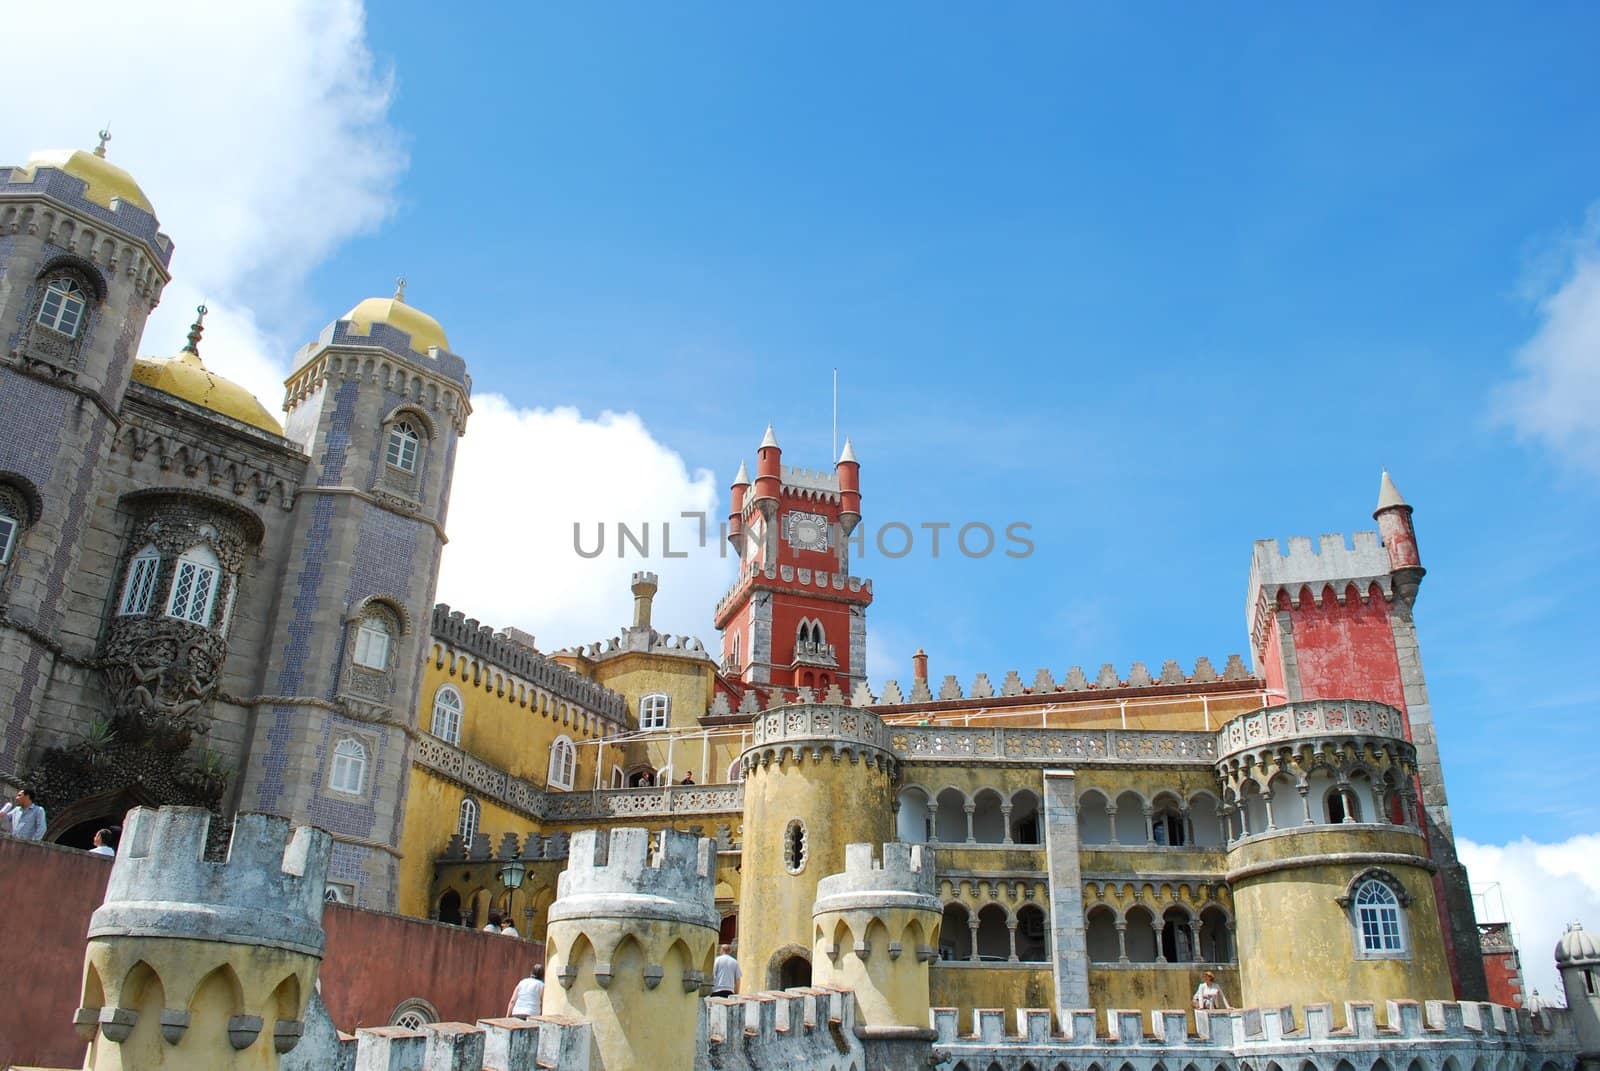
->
(7, 1, 1597, 992)
(333, 3, 1600, 847)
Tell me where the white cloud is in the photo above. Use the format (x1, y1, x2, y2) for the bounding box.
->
(1496, 209, 1600, 473)
(436, 395, 736, 650)
(0, 0, 405, 407)
(1460, 833, 1600, 1003)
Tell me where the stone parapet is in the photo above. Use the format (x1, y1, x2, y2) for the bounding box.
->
(887, 725, 1217, 765)
(549, 827, 718, 930)
(933, 1000, 1579, 1070)
(702, 987, 865, 1071)
(1246, 530, 1395, 652)
(335, 1015, 592, 1070)
(90, 806, 330, 956)
(1217, 698, 1409, 760)
(815, 842, 939, 913)
(431, 603, 626, 723)
(741, 701, 896, 776)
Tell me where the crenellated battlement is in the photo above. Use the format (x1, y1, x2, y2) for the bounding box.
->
(90, 807, 331, 957)
(331, 1014, 593, 1071)
(933, 999, 1579, 1070)
(549, 827, 718, 931)
(1246, 530, 1395, 648)
(816, 842, 939, 904)
(741, 701, 898, 777)
(702, 986, 864, 1071)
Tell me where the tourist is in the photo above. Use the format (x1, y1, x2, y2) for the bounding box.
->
(711, 943, 741, 997)
(1191, 970, 1228, 1010)
(680, 771, 695, 785)
(5, 788, 45, 841)
(89, 827, 119, 857)
(484, 911, 503, 933)
(506, 963, 544, 1019)
(500, 917, 520, 938)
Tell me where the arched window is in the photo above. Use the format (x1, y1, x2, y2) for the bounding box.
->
(166, 544, 220, 625)
(783, 818, 807, 873)
(118, 545, 161, 615)
(548, 736, 576, 791)
(354, 613, 392, 670)
(386, 421, 420, 472)
(431, 685, 463, 744)
(639, 693, 670, 730)
(1353, 879, 1405, 955)
(730, 632, 742, 668)
(457, 797, 479, 844)
(0, 489, 23, 567)
(37, 277, 88, 337)
(330, 737, 368, 795)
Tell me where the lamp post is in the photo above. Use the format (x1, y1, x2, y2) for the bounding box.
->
(499, 858, 526, 937)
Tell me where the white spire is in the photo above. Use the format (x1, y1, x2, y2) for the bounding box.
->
(732, 460, 750, 486)
(759, 424, 779, 450)
(1376, 469, 1408, 511)
(837, 437, 858, 464)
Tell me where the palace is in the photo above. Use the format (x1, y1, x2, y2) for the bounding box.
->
(0, 139, 1559, 1063)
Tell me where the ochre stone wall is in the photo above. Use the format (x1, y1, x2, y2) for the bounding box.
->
(929, 966, 1055, 1025)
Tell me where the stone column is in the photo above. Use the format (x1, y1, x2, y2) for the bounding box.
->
(963, 802, 975, 844)
(1115, 921, 1128, 964)
(1006, 918, 1018, 963)
(1040, 770, 1090, 1012)
(1299, 784, 1314, 825)
(1001, 803, 1014, 845)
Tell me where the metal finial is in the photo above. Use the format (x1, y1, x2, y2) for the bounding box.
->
(94, 127, 112, 158)
(182, 304, 208, 356)
(394, 275, 407, 302)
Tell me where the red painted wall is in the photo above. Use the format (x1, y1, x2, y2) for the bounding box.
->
(1286, 585, 1407, 716)
(0, 836, 538, 1068)
(1483, 950, 1526, 1008)
(0, 836, 111, 1069)
(320, 902, 535, 1028)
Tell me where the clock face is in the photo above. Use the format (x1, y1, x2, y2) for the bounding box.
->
(784, 510, 830, 552)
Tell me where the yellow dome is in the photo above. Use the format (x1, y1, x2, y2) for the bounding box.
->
(18, 148, 153, 213)
(343, 295, 450, 354)
(131, 350, 284, 436)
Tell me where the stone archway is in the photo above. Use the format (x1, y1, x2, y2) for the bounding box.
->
(765, 944, 811, 990)
(45, 783, 160, 848)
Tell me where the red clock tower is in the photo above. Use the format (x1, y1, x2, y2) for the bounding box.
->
(714, 426, 872, 693)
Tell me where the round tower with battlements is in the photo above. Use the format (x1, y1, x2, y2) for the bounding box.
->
(812, 841, 941, 1040)
(75, 806, 331, 1071)
(737, 701, 897, 992)
(543, 826, 719, 1071)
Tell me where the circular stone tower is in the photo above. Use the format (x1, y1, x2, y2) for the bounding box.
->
(737, 701, 898, 991)
(543, 827, 719, 1071)
(812, 841, 941, 1039)
(1217, 700, 1453, 1020)
(76, 807, 331, 1071)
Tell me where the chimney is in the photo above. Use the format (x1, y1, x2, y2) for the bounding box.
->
(631, 571, 660, 630)
(912, 648, 928, 683)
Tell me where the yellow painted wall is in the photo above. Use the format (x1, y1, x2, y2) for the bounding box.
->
(738, 755, 893, 989)
(812, 906, 940, 1032)
(396, 764, 542, 919)
(1229, 826, 1452, 1022)
(1088, 965, 1241, 1017)
(929, 966, 1055, 1025)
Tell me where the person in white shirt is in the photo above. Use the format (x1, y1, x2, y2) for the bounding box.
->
(500, 920, 520, 938)
(89, 827, 118, 857)
(711, 943, 741, 997)
(507, 964, 544, 1018)
(1192, 970, 1229, 1010)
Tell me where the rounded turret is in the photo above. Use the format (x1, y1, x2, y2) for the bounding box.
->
(737, 701, 897, 993)
(543, 827, 718, 1071)
(835, 438, 861, 536)
(1373, 470, 1423, 576)
(1557, 922, 1600, 1060)
(752, 425, 782, 512)
(728, 460, 750, 551)
(76, 807, 331, 1070)
(812, 842, 941, 1039)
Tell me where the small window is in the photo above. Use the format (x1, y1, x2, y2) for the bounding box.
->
(353, 614, 392, 670)
(548, 735, 576, 791)
(783, 818, 807, 873)
(457, 797, 479, 844)
(165, 545, 220, 625)
(1355, 879, 1404, 954)
(1151, 807, 1187, 846)
(1586, 968, 1596, 997)
(431, 685, 463, 744)
(324, 882, 355, 904)
(0, 513, 16, 566)
(386, 421, 420, 472)
(37, 277, 88, 337)
(610, 765, 625, 788)
(118, 545, 161, 615)
(330, 737, 368, 795)
(731, 632, 742, 669)
(640, 693, 670, 731)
